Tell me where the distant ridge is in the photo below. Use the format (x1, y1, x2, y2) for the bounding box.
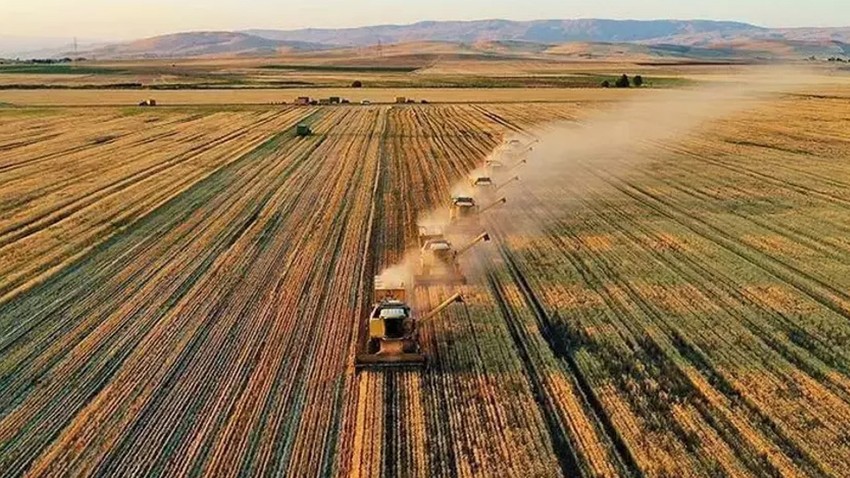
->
(245, 19, 766, 45)
(12, 19, 849, 60)
(77, 32, 330, 59)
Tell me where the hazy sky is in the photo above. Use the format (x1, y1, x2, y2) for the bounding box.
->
(3, 0, 848, 40)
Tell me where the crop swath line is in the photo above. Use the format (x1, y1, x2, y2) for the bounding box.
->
(585, 167, 850, 325)
(24, 107, 362, 474)
(0, 127, 311, 360)
(0, 112, 280, 247)
(503, 251, 643, 477)
(663, 173, 850, 266)
(586, 188, 850, 396)
(0, 107, 335, 467)
(470, 105, 526, 135)
(648, 139, 850, 239)
(0, 120, 187, 175)
(488, 230, 641, 477)
(0, 111, 316, 346)
(556, 169, 843, 474)
(529, 182, 825, 475)
(0, 122, 323, 475)
(93, 130, 333, 476)
(486, 270, 584, 478)
(656, 140, 850, 211)
(0, 127, 188, 203)
(0, 109, 315, 304)
(689, 135, 850, 192)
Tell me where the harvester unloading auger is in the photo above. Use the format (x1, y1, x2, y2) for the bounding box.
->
(355, 279, 466, 368)
(415, 232, 491, 285)
(495, 176, 520, 193)
(506, 159, 527, 174)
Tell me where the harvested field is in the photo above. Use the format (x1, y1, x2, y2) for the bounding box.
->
(2, 87, 850, 477)
(0, 87, 650, 107)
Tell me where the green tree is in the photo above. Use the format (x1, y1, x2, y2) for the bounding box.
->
(633, 75, 644, 87)
(615, 74, 630, 88)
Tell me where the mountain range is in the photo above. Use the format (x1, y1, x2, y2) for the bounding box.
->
(4, 19, 850, 60)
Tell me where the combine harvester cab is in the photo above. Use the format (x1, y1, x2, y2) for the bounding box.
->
(415, 232, 491, 286)
(470, 176, 496, 200)
(356, 279, 464, 369)
(471, 176, 495, 189)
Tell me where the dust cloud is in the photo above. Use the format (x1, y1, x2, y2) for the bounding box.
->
(484, 67, 827, 235)
(374, 250, 419, 292)
(375, 67, 825, 287)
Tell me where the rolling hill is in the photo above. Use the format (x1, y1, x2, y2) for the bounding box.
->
(245, 19, 764, 45)
(79, 32, 329, 59)
(14, 20, 850, 61)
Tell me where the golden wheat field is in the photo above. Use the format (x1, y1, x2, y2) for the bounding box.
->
(2, 77, 850, 478)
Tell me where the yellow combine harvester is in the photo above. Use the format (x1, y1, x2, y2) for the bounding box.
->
(416, 232, 491, 285)
(471, 176, 495, 189)
(503, 139, 537, 160)
(355, 279, 464, 368)
(485, 158, 505, 170)
(486, 138, 535, 169)
(448, 196, 506, 233)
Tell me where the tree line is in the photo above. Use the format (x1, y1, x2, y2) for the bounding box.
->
(601, 74, 644, 88)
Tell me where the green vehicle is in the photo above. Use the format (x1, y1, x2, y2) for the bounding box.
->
(296, 124, 312, 137)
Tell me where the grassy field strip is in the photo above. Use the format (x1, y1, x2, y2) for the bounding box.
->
(486, 262, 624, 477)
(0, 110, 195, 170)
(528, 154, 848, 474)
(494, 186, 816, 476)
(0, 109, 315, 303)
(644, 147, 850, 309)
(484, 212, 643, 477)
(583, 166, 849, 474)
(2, 95, 849, 476)
(471, 95, 850, 475)
(587, 185, 850, 396)
(4, 107, 357, 475)
(588, 158, 847, 470)
(581, 185, 850, 463)
(0, 88, 653, 106)
(0, 114, 331, 474)
(0, 112, 272, 237)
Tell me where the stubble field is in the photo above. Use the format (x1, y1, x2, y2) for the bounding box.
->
(2, 83, 850, 477)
